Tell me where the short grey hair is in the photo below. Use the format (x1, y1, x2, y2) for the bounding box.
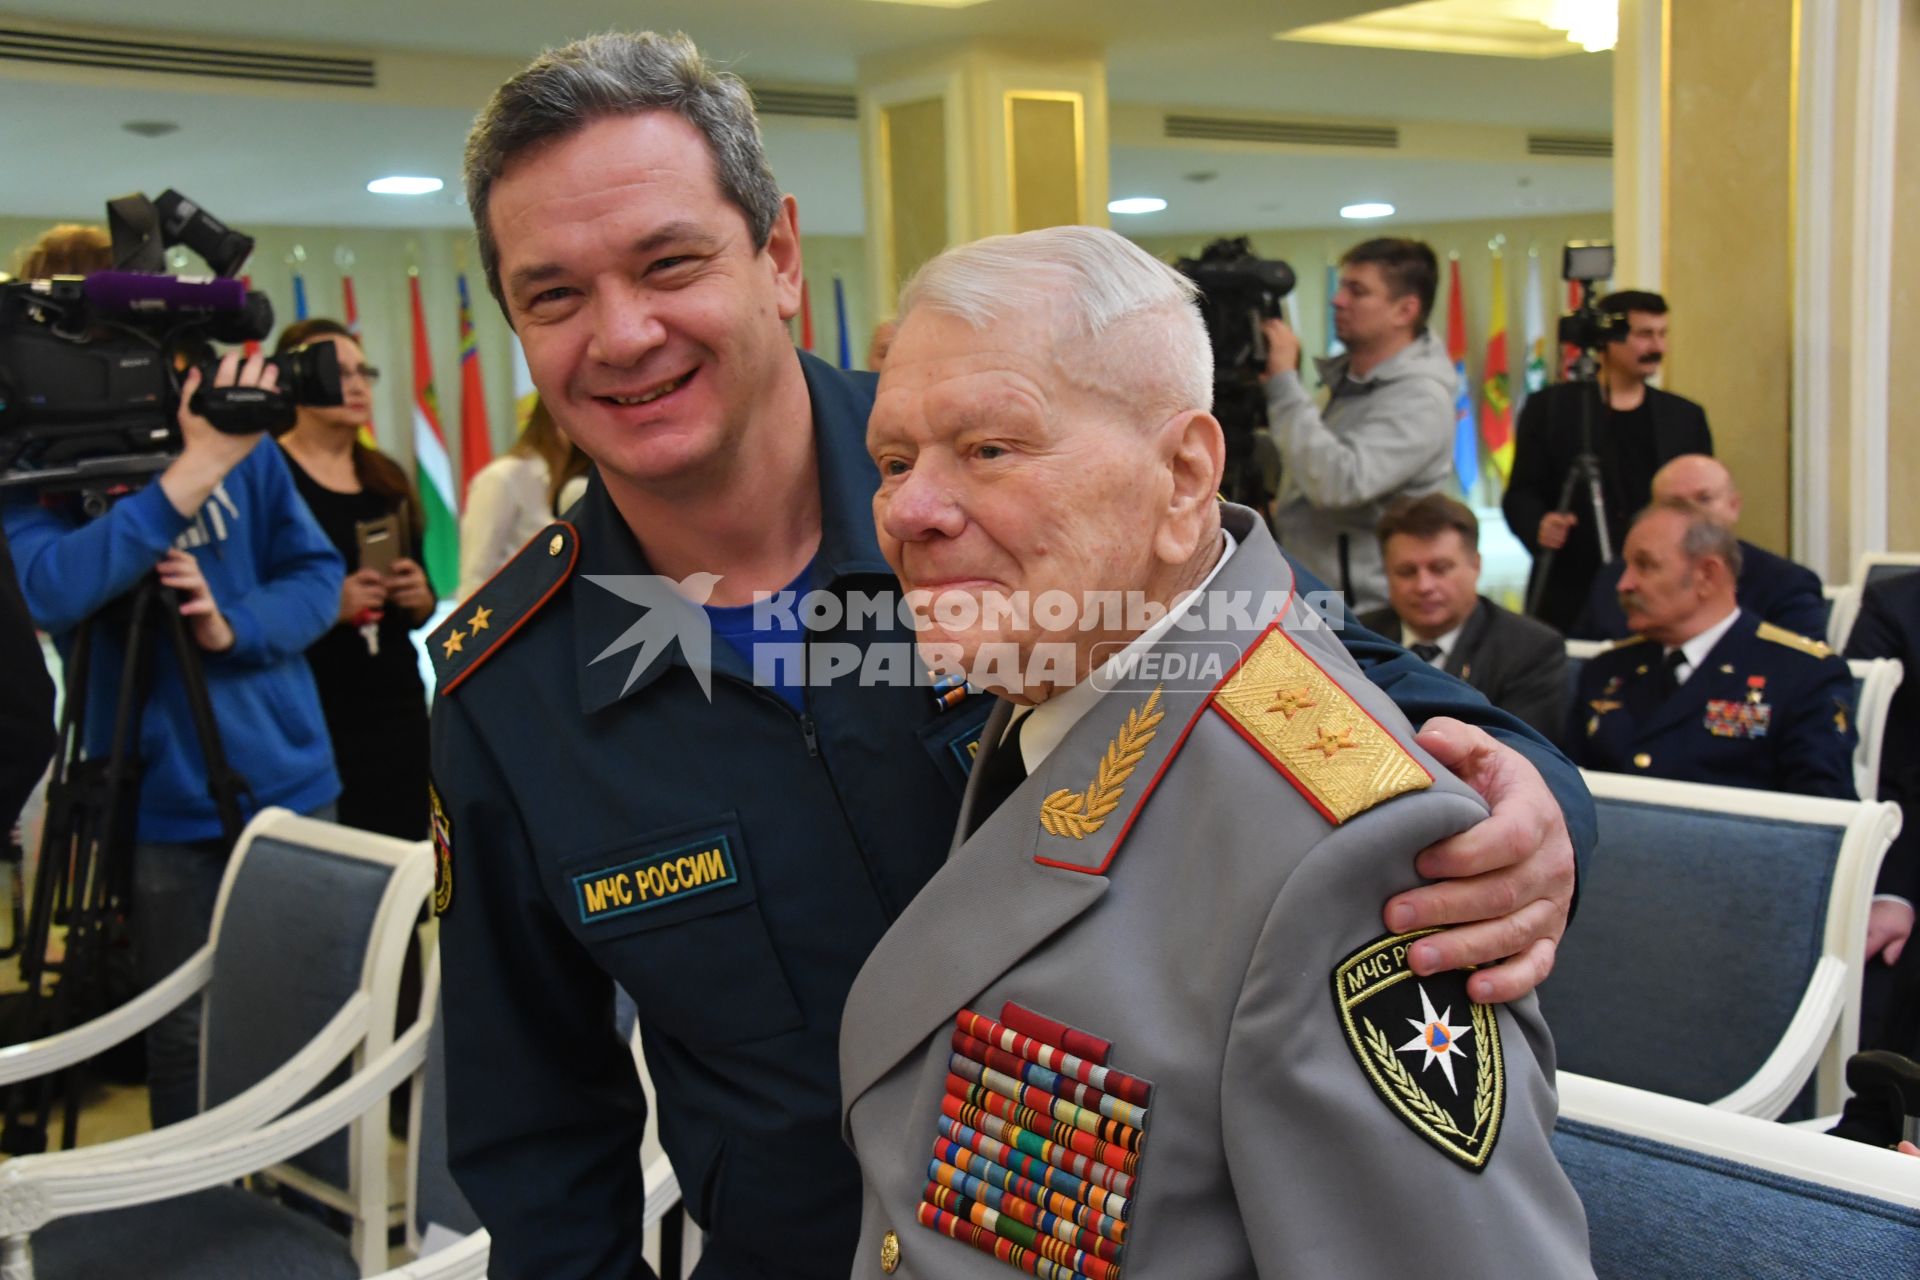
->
(898, 226, 1214, 423)
(1638, 498, 1744, 578)
(464, 31, 783, 311)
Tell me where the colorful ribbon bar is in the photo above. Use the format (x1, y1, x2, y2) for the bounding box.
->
(955, 1011, 1154, 1107)
(938, 1118, 1132, 1222)
(949, 1055, 1149, 1148)
(932, 1137, 1129, 1244)
(918, 1200, 1092, 1280)
(929, 1159, 1125, 1264)
(922, 1186, 1117, 1280)
(952, 1030, 1149, 1129)
(941, 1094, 1136, 1197)
(1002, 1002, 1112, 1066)
(946, 1076, 1145, 1167)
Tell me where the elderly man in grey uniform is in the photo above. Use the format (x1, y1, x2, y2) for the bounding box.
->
(843, 227, 1593, 1278)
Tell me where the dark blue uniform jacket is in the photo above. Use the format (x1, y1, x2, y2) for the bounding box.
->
(1845, 572, 1920, 901)
(1569, 609, 1855, 798)
(430, 351, 1596, 1280)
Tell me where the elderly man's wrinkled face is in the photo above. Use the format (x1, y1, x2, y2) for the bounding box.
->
(1616, 509, 1706, 644)
(868, 309, 1175, 693)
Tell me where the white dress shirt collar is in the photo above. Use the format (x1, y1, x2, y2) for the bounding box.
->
(1666, 606, 1743, 683)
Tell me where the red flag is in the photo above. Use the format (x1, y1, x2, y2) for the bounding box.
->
(240, 275, 260, 356)
(457, 274, 493, 500)
(1480, 253, 1513, 481)
(799, 277, 814, 351)
(1562, 281, 1581, 378)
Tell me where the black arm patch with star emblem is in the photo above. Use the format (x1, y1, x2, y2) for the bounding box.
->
(1333, 929, 1505, 1171)
(430, 522, 579, 694)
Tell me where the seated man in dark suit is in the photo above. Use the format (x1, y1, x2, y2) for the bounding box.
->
(1843, 571, 1920, 1056)
(1571, 500, 1855, 797)
(1571, 454, 1827, 641)
(1359, 493, 1568, 737)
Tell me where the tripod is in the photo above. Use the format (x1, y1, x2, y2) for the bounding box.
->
(1, 569, 246, 1155)
(1524, 349, 1615, 620)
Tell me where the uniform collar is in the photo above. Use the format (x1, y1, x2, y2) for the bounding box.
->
(570, 350, 890, 712)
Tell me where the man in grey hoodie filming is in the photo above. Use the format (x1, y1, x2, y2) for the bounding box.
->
(1260, 238, 1457, 614)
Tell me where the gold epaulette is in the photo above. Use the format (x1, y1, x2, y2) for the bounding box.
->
(430, 522, 579, 695)
(1210, 627, 1432, 824)
(1607, 635, 1651, 651)
(1756, 621, 1833, 659)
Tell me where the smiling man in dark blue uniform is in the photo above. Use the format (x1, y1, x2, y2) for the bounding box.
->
(432, 31, 1594, 1280)
(1571, 500, 1855, 795)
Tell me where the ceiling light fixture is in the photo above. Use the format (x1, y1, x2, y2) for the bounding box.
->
(367, 176, 444, 196)
(1108, 196, 1168, 215)
(1341, 202, 1395, 220)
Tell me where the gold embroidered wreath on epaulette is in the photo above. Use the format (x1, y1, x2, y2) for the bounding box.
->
(1040, 685, 1165, 841)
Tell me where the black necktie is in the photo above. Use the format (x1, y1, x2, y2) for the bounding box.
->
(1410, 642, 1443, 664)
(1659, 649, 1688, 699)
(966, 713, 1030, 836)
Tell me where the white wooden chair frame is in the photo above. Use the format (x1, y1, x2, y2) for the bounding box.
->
(1848, 656, 1902, 801)
(0, 808, 433, 1279)
(1581, 771, 1901, 1118)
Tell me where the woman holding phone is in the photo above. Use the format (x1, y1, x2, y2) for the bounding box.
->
(275, 318, 434, 838)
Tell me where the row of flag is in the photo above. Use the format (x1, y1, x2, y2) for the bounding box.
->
(1442, 249, 1574, 499)
(794, 275, 855, 369)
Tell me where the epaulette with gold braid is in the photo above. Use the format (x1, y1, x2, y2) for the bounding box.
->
(1756, 621, 1833, 659)
(1209, 626, 1432, 824)
(430, 522, 579, 695)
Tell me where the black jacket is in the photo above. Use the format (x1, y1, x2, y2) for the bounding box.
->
(1503, 381, 1712, 632)
(1571, 539, 1828, 642)
(1359, 596, 1570, 739)
(430, 352, 1599, 1280)
(0, 524, 54, 827)
(1844, 572, 1920, 903)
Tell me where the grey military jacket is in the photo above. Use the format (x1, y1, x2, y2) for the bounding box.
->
(840, 509, 1593, 1279)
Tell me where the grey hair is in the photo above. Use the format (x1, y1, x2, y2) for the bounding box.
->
(464, 31, 783, 311)
(898, 226, 1214, 420)
(1638, 498, 1744, 577)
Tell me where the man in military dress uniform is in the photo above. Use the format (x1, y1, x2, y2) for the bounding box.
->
(1570, 501, 1855, 797)
(842, 227, 1592, 1277)
(431, 32, 1594, 1279)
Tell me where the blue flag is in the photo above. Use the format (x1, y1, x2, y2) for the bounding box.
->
(292, 272, 309, 321)
(834, 277, 851, 370)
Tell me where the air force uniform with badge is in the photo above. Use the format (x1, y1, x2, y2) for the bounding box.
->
(1569, 609, 1856, 798)
(840, 504, 1593, 1279)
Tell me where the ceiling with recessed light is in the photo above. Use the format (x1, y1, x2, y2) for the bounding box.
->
(0, 0, 1613, 237)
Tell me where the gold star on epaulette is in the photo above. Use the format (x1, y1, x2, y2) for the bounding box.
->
(441, 628, 467, 658)
(1268, 686, 1317, 718)
(429, 519, 579, 696)
(468, 604, 493, 633)
(1316, 724, 1356, 757)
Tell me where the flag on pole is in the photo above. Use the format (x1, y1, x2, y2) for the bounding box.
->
(511, 335, 538, 428)
(342, 273, 377, 448)
(292, 271, 310, 321)
(240, 275, 261, 357)
(1522, 250, 1549, 409)
(798, 277, 815, 351)
(1562, 281, 1582, 379)
(409, 273, 459, 597)
(456, 274, 494, 502)
(1446, 257, 1477, 495)
(1325, 263, 1346, 359)
(1480, 251, 1513, 483)
(833, 277, 851, 370)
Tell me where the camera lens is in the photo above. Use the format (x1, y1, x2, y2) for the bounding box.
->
(273, 339, 344, 407)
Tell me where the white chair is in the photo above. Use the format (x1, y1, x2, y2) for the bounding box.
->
(0, 808, 433, 1278)
(1554, 1072, 1920, 1279)
(1850, 657, 1904, 801)
(1563, 638, 1612, 661)
(1539, 773, 1900, 1119)
(1830, 554, 1920, 651)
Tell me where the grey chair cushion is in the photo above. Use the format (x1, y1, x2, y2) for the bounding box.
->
(202, 835, 394, 1187)
(416, 994, 481, 1237)
(1554, 1119, 1920, 1279)
(30, 1187, 357, 1280)
(1538, 799, 1839, 1103)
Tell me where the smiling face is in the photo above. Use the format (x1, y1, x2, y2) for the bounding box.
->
(868, 307, 1222, 699)
(485, 110, 803, 497)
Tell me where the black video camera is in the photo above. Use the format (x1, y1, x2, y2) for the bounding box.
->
(0, 191, 343, 496)
(1175, 236, 1297, 389)
(1555, 240, 1620, 352)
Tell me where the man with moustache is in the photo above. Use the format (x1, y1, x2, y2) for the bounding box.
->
(1569, 501, 1853, 796)
(430, 30, 1592, 1279)
(842, 226, 1593, 1278)
(1504, 291, 1713, 633)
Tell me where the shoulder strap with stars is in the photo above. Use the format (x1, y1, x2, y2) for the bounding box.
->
(430, 522, 579, 695)
(1208, 624, 1433, 825)
(1755, 620, 1833, 659)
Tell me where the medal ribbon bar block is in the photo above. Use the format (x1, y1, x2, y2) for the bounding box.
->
(919, 1008, 1154, 1279)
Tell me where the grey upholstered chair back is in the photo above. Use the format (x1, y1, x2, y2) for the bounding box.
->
(1538, 797, 1840, 1104)
(1863, 560, 1920, 588)
(1553, 1117, 1920, 1279)
(201, 833, 395, 1186)
(415, 991, 481, 1238)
